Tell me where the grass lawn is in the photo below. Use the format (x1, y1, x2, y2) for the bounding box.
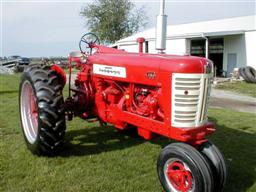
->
(215, 81, 256, 97)
(1, 74, 256, 192)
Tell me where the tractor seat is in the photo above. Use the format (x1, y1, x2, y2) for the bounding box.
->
(69, 51, 83, 58)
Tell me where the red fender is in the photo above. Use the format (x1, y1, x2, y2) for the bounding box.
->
(51, 64, 66, 84)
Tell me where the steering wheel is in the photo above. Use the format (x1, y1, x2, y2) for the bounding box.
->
(79, 33, 100, 54)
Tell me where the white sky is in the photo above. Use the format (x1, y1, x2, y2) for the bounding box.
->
(1, 0, 255, 57)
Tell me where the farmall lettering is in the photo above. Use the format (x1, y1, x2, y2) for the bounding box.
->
(19, 33, 227, 192)
(93, 64, 127, 78)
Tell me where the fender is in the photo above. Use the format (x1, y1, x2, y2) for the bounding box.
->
(51, 64, 66, 84)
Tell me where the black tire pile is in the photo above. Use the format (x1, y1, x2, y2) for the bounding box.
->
(239, 66, 256, 83)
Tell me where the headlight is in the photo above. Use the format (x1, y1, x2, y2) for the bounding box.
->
(204, 61, 213, 74)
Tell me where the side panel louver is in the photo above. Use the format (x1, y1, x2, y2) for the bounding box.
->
(171, 73, 213, 128)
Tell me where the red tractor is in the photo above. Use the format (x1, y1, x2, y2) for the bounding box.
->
(19, 33, 227, 192)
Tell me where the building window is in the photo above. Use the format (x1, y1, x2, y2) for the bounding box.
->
(190, 39, 205, 57)
(191, 38, 224, 77)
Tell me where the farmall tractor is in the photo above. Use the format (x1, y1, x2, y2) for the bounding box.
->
(19, 33, 227, 192)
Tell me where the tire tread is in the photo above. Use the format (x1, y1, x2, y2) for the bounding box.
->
(20, 64, 66, 156)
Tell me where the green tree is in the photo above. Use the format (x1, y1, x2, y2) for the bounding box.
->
(80, 0, 147, 44)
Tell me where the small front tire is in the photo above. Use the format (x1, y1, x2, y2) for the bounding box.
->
(199, 141, 227, 192)
(157, 143, 214, 192)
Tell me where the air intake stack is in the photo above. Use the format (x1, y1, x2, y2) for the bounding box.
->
(156, 0, 167, 53)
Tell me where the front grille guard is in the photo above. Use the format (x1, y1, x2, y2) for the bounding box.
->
(171, 73, 213, 128)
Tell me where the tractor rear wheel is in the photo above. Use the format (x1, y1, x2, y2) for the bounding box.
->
(157, 143, 213, 192)
(199, 141, 227, 192)
(19, 65, 66, 156)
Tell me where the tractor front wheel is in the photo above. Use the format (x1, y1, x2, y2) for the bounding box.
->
(199, 141, 227, 192)
(19, 65, 66, 156)
(157, 143, 213, 192)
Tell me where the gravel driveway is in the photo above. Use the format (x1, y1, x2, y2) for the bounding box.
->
(210, 89, 256, 113)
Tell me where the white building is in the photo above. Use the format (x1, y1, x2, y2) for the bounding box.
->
(114, 15, 256, 77)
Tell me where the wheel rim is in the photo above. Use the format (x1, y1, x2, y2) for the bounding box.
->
(20, 81, 38, 144)
(164, 158, 194, 192)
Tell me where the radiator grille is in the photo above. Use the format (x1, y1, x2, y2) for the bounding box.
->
(171, 73, 213, 128)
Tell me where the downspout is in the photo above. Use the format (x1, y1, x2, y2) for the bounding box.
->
(202, 34, 217, 80)
(201, 34, 209, 59)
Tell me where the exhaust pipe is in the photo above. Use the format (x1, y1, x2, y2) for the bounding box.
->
(156, 0, 167, 53)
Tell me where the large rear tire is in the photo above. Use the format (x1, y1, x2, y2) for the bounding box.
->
(19, 65, 66, 156)
(199, 141, 227, 192)
(157, 143, 214, 192)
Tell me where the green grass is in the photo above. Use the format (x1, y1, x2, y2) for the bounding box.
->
(64, 67, 80, 74)
(215, 81, 256, 97)
(1, 74, 256, 192)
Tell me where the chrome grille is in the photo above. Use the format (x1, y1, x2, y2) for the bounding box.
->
(172, 73, 213, 128)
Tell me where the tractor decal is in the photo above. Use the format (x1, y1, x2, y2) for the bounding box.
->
(93, 64, 127, 78)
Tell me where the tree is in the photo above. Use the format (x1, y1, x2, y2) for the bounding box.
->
(80, 0, 147, 44)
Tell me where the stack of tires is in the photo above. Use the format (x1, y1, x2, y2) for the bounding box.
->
(239, 66, 256, 83)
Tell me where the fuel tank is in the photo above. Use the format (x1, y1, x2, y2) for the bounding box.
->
(88, 51, 212, 86)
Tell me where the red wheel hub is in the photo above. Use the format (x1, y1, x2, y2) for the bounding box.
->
(29, 88, 38, 127)
(20, 81, 39, 144)
(167, 162, 193, 192)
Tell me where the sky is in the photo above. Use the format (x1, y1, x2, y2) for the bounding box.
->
(1, 0, 255, 57)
